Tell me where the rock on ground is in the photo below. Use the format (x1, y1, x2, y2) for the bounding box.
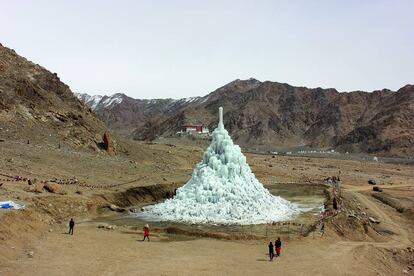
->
(103, 131, 116, 156)
(44, 182, 64, 194)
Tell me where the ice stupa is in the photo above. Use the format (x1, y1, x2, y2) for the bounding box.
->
(142, 107, 299, 224)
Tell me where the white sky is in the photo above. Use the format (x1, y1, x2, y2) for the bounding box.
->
(1, 0, 413, 99)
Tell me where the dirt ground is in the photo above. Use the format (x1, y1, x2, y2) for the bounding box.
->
(0, 138, 413, 275)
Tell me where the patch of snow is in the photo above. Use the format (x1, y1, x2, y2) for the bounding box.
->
(89, 95, 104, 109)
(141, 107, 299, 225)
(75, 93, 104, 110)
(183, 97, 198, 103)
(102, 95, 123, 108)
(200, 95, 210, 103)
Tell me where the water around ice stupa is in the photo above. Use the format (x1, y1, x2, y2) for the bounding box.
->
(142, 107, 299, 225)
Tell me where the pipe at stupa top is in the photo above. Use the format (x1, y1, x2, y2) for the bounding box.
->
(219, 106, 224, 129)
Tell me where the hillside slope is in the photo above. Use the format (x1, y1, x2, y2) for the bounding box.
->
(0, 44, 109, 151)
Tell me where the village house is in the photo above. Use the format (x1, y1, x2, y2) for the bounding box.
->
(183, 124, 209, 134)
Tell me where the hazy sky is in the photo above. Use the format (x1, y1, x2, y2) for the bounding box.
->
(1, 1, 413, 99)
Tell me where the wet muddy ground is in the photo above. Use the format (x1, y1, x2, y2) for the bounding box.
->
(91, 183, 328, 240)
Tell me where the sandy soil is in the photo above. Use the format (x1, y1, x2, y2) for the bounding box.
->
(0, 223, 398, 276)
(1, 138, 413, 275)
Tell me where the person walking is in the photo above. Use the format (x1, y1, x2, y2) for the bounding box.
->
(333, 196, 338, 211)
(68, 218, 75, 235)
(268, 241, 274, 261)
(143, 224, 150, 242)
(275, 237, 282, 256)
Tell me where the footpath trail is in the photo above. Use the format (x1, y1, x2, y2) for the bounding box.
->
(343, 183, 412, 192)
(339, 183, 412, 249)
(301, 185, 413, 275)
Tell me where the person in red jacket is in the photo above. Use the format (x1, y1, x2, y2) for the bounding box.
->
(143, 224, 150, 242)
(275, 237, 282, 256)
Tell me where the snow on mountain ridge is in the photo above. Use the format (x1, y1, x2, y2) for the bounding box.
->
(77, 92, 203, 111)
(75, 93, 103, 110)
(101, 95, 123, 108)
(75, 93, 124, 110)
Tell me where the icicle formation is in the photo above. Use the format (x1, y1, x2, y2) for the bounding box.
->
(142, 107, 299, 224)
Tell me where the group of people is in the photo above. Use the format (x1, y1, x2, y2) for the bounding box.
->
(325, 175, 340, 184)
(67, 220, 285, 261)
(319, 173, 344, 236)
(268, 237, 282, 261)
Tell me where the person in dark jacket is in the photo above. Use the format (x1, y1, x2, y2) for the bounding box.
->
(275, 237, 282, 256)
(69, 218, 75, 235)
(268, 241, 274, 261)
(333, 196, 338, 210)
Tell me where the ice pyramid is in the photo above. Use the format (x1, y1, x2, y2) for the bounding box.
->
(143, 107, 299, 224)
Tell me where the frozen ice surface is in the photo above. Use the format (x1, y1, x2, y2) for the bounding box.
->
(142, 109, 299, 225)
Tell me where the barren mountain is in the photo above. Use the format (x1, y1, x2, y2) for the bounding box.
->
(75, 92, 204, 137)
(80, 78, 413, 157)
(0, 44, 110, 152)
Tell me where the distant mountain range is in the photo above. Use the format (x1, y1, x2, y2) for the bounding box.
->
(77, 79, 414, 158)
(75, 92, 206, 137)
(6, 42, 409, 158)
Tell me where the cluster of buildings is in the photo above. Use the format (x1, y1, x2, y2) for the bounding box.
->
(177, 124, 210, 135)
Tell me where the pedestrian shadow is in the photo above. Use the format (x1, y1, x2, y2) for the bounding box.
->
(120, 231, 139, 235)
(256, 259, 269, 262)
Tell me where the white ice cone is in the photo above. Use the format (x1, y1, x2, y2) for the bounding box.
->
(142, 107, 299, 224)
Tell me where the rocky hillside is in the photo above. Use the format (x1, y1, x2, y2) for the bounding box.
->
(0, 44, 111, 152)
(80, 78, 413, 157)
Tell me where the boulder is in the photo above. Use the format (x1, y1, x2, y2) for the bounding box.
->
(108, 204, 126, 212)
(103, 131, 116, 156)
(373, 186, 383, 192)
(34, 182, 44, 193)
(44, 182, 63, 194)
(105, 225, 116, 230)
(368, 179, 377, 185)
(369, 217, 380, 224)
(348, 211, 357, 218)
(97, 224, 116, 230)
